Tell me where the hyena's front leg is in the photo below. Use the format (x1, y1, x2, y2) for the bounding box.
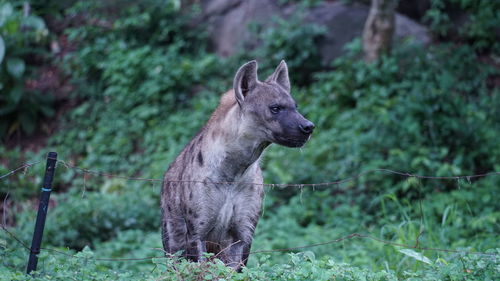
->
(163, 217, 204, 262)
(240, 242, 252, 267)
(185, 238, 206, 262)
(221, 213, 259, 270)
(220, 240, 252, 272)
(219, 226, 255, 271)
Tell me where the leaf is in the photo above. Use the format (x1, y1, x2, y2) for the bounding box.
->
(303, 251, 316, 261)
(23, 15, 46, 31)
(8, 84, 23, 104)
(398, 249, 433, 265)
(0, 35, 4, 65)
(3, 19, 19, 34)
(0, 2, 13, 26)
(6, 58, 25, 78)
(441, 205, 452, 226)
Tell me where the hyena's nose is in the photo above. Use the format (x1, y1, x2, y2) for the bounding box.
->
(299, 121, 315, 135)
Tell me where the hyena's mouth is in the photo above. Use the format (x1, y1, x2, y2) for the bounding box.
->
(274, 134, 311, 148)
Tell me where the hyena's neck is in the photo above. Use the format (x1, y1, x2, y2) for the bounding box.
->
(202, 101, 269, 181)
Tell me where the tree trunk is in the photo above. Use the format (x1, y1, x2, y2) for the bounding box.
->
(362, 0, 397, 62)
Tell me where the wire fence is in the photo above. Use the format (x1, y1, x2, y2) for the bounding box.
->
(1, 156, 499, 267)
(4, 157, 500, 187)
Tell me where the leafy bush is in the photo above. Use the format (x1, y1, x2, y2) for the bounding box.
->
(0, 148, 45, 201)
(1, 240, 498, 281)
(15, 187, 159, 249)
(424, 0, 500, 51)
(251, 39, 500, 274)
(49, 0, 226, 177)
(242, 10, 326, 85)
(263, 40, 500, 199)
(0, 0, 54, 139)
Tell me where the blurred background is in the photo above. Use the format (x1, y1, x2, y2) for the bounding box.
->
(1, 0, 499, 279)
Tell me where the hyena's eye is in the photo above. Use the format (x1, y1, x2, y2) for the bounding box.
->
(269, 105, 281, 114)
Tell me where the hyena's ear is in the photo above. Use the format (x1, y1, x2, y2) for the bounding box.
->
(234, 60, 258, 106)
(266, 60, 290, 93)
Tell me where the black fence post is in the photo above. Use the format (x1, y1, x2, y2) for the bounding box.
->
(26, 152, 57, 274)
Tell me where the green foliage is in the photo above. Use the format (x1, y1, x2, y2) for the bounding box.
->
(424, 0, 500, 51)
(0, 0, 54, 139)
(1, 237, 498, 281)
(250, 175, 499, 271)
(51, 0, 225, 177)
(1, 0, 499, 280)
(263, 40, 500, 199)
(0, 148, 45, 201)
(402, 251, 500, 280)
(244, 11, 326, 85)
(15, 187, 159, 250)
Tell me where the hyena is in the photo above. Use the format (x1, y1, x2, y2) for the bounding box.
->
(161, 60, 314, 270)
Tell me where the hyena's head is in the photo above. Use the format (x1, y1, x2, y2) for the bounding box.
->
(233, 60, 314, 148)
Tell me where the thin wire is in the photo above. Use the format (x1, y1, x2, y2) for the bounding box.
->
(55, 159, 162, 182)
(2, 157, 499, 263)
(0, 160, 42, 180)
(54, 159, 500, 188)
(2, 226, 497, 263)
(0, 225, 32, 253)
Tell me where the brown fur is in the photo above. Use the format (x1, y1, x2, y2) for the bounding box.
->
(161, 60, 314, 271)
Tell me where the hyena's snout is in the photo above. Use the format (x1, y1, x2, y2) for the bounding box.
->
(299, 119, 315, 135)
(274, 113, 315, 148)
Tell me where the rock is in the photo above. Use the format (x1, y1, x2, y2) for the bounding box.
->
(199, 0, 430, 63)
(200, 0, 280, 57)
(395, 12, 431, 45)
(308, 1, 369, 63)
(310, 1, 430, 63)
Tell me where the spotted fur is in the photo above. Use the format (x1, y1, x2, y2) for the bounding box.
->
(161, 60, 314, 271)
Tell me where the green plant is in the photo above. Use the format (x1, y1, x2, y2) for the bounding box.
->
(424, 0, 500, 51)
(15, 187, 159, 250)
(263, 40, 500, 199)
(1, 238, 497, 281)
(242, 10, 326, 86)
(0, 148, 47, 204)
(48, 0, 226, 177)
(0, 1, 54, 139)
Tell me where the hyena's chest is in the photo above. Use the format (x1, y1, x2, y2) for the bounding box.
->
(204, 183, 262, 241)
